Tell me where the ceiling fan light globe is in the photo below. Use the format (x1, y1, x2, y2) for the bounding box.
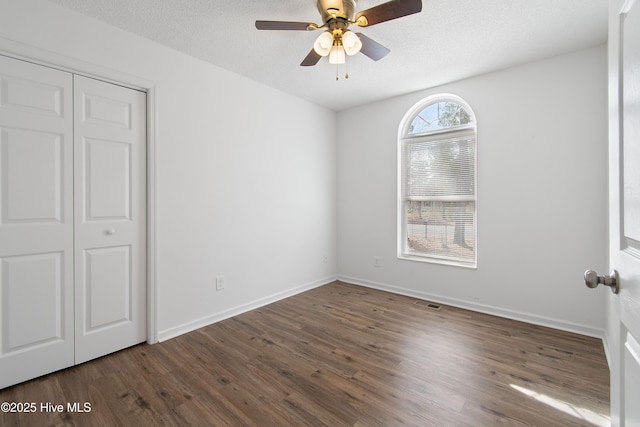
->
(313, 31, 333, 56)
(342, 30, 362, 55)
(329, 45, 346, 64)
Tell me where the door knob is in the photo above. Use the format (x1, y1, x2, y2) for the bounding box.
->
(584, 269, 619, 294)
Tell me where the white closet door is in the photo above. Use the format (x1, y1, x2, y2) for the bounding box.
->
(0, 55, 74, 388)
(73, 75, 146, 364)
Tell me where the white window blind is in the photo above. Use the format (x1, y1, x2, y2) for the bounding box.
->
(399, 97, 477, 267)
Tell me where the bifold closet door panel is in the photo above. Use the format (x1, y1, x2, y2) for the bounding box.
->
(0, 55, 75, 389)
(73, 75, 147, 364)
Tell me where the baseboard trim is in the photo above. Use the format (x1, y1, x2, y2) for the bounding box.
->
(338, 275, 605, 339)
(158, 275, 337, 342)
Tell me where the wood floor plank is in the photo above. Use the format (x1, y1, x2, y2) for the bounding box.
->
(0, 281, 609, 426)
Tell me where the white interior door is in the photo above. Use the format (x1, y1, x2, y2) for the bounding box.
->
(73, 75, 146, 364)
(609, 0, 640, 425)
(0, 55, 74, 388)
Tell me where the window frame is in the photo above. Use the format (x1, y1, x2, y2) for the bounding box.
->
(397, 94, 478, 268)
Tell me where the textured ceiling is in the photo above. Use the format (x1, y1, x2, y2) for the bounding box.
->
(47, 0, 608, 111)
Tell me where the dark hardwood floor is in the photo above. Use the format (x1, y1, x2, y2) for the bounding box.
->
(0, 281, 609, 426)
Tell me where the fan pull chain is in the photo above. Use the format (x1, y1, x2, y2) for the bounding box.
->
(335, 61, 350, 80)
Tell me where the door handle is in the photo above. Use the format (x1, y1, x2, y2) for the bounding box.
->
(105, 229, 116, 235)
(584, 269, 619, 294)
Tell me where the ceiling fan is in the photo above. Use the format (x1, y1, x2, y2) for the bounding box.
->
(255, 0, 422, 67)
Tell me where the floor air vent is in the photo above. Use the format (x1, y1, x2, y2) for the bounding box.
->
(414, 300, 441, 310)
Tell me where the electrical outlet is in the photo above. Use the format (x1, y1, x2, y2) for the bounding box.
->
(216, 275, 224, 291)
(373, 256, 380, 267)
(323, 254, 328, 264)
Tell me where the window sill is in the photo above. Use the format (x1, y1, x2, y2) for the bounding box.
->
(398, 253, 477, 269)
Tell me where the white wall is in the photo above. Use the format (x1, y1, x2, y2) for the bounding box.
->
(0, 0, 338, 340)
(337, 45, 608, 336)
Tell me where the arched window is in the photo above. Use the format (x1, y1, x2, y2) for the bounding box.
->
(398, 95, 477, 267)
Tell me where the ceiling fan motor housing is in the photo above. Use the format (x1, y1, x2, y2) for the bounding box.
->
(317, 0, 357, 23)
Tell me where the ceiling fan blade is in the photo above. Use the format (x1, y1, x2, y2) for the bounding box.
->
(255, 20, 317, 31)
(355, 0, 422, 27)
(356, 33, 390, 61)
(300, 49, 323, 66)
